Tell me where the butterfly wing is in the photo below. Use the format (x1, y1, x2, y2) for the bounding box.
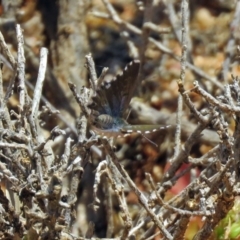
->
(120, 125, 171, 134)
(91, 124, 171, 138)
(88, 60, 140, 118)
(87, 60, 172, 137)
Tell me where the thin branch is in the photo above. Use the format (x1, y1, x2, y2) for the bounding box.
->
(16, 24, 25, 114)
(173, 0, 189, 158)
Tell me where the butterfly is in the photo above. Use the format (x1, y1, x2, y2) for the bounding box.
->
(87, 60, 170, 137)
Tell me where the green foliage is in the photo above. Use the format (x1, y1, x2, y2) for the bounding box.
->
(214, 199, 240, 240)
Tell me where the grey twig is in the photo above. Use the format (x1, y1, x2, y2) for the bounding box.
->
(220, 1, 240, 83)
(192, 81, 240, 113)
(31, 48, 48, 120)
(29, 47, 48, 139)
(16, 25, 25, 115)
(173, 0, 189, 159)
(101, 138, 173, 240)
(91, 8, 224, 90)
(85, 53, 97, 92)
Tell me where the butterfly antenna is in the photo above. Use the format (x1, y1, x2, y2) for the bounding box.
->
(126, 109, 132, 121)
(141, 133, 158, 148)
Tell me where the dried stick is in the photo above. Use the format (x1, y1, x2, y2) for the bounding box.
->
(85, 53, 97, 92)
(25, 80, 77, 135)
(0, 31, 16, 69)
(173, 0, 188, 158)
(29, 48, 47, 139)
(101, 138, 173, 240)
(0, 44, 17, 101)
(16, 25, 25, 114)
(31, 48, 48, 121)
(192, 81, 240, 113)
(161, 120, 210, 185)
(92, 4, 224, 90)
(178, 80, 208, 124)
(220, 1, 240, 83)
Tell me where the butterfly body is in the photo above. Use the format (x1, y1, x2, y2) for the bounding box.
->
(94, 114, 128, 131)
